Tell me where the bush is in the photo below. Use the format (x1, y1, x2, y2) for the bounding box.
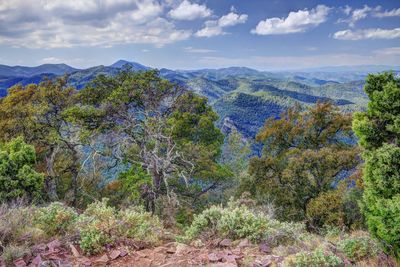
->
(76, 199, 117, 255)
(337, 232, 382, 262)
(179, 199, 305, 244)
(34, 202, 78, 237)
(0, 137, 44, 203)
(118, 207, 162, 244)
(0, 202, 44, 246)
(1, 245, 30, 266)
(284, 248, 342, 267)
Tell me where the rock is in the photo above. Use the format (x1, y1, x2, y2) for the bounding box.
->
(119, 249, 128, 257)
(211, 238, 222, 247)
(31, 255, 43, 266)
(47, 239, 61, 252)
(208, 253, 220, 262)
(219, 239, 232, 247)
(166, 246, 176, 254)
(13, 258, 27, 267)
(94, 254, 109, 264)
(109, 250, 121, 260)
(238, 239, 251, 248)
(69, 244, 80, 257)
(258, 243, 271, 254)
(175, 243, 190, 255)
(211, 263, 237, 267)
(253, 256, 272, 267)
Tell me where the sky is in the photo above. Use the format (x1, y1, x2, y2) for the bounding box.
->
(0, 0, 399, 70)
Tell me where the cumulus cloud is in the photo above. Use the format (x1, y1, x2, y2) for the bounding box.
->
(0, 0, 191, 48)
(333, 28, 400, 40)
(195, 10, 248, 37)
(168, 0, 211, 20)
(251, 5, 330, 35)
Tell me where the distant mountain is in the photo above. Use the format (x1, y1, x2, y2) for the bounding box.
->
(109, 60, 149, 71)
(1, 60, 386, 138)
(0, 63, 78, 77)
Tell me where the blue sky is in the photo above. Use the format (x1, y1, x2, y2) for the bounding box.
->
(0, 0, 399, 70)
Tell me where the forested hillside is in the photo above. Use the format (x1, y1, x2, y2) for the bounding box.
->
(1, 61, 388, 140)
(0, 68, 398, 266)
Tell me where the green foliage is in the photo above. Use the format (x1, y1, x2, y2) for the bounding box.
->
(117, 164, 152, 203)
(179, 199, 305, 244)
(284, 248, 342, 267)
(118, 207, 162, 244)
(246, 102, 359, 222)
(76, 199, 117, 255)
(0, 137, 44, 202)
(337, 232, 382, 262)
(76, 199, 162, 255)
(352, 72, 400, 257)
(34, 202, 78, 237)
(73, 70, 229, 212)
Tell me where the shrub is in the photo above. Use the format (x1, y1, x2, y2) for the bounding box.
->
(34, 202, 78, 237)
(284, 248, 342, 267)
(1, 245, 30, 266)
(118, 207, 162, 244)
(337, 232, 382, 262)
(0, 137, 44, 203)
(76, 199, 117, 255)
(179, 199, 305, 244)
(0, 202, 44, 246)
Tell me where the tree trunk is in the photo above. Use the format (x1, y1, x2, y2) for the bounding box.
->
(45, 146, 59, 201)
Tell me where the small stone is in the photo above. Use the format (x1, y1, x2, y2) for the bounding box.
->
(13, 258, 27, 267)
(69, 244, 80, 257)
(219, 239, 232, 247)
(208, 253, 220, 262)
(238, 239, 251, 248)
(259, 243, 271, 254)
(31, 255, 43, 266)
(119, 249, 128, 257)
(109, 250, 121, 260)
(47, 239, 61, 252)
(94, 254, 109, 264)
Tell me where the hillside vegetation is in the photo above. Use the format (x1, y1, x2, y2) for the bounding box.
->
(0, 70, 398, 267)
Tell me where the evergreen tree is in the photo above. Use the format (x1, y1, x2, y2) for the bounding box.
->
(353, 72, 400, 257)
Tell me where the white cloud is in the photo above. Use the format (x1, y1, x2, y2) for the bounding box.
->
(195, 10, 248, 38)
(0, 0, 191, 48)
(218, 12, 248, 27)
(168, 0, 211, 20)
(184, 46, 216, 53)
(251, 5, 330, 35)
(336, 5, 397, 27)
(373, 7, 400, 18)
(333, 28, 400, 40)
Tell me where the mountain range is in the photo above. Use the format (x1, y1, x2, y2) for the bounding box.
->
(1, 60, 398, 138)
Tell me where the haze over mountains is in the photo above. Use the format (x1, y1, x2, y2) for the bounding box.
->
(1, 60, 398, 137)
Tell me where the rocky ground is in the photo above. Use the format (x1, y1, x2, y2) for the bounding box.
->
(2, 238, 286, 267)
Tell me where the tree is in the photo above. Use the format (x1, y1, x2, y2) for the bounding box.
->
(0, 137, 44, 202)
(246, 102, 359, 223)
(0, 78, 82, 204)
(352, 72, 400, 257)
(72, 70, 229, 212)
